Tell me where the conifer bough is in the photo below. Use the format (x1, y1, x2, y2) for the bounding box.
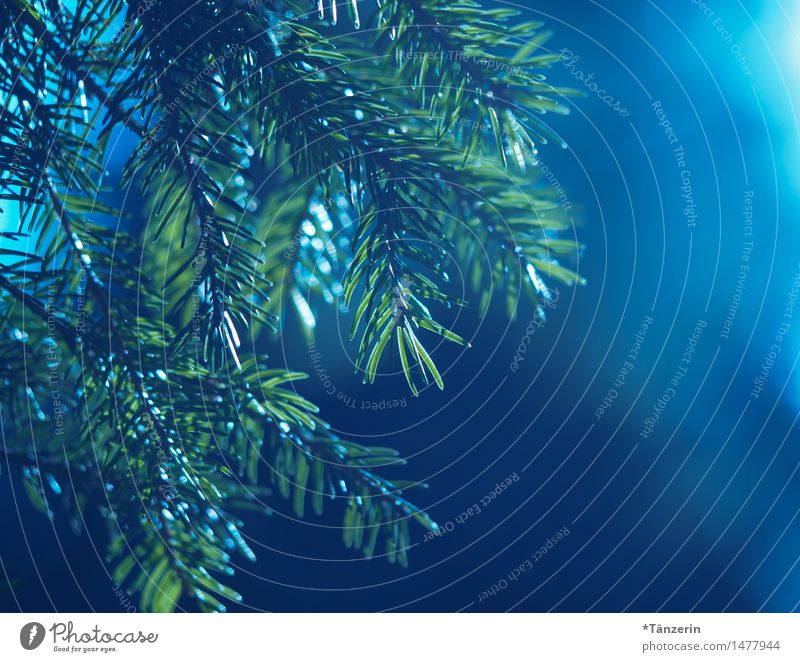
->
(0, 0, 580, 611)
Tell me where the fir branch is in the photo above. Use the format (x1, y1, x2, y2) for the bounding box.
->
(378, 0, 576, 165)
(0, 0, 581, 612)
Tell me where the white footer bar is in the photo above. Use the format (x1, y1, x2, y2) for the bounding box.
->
(1, 613, 797, 661)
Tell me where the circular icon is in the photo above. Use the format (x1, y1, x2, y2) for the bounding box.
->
(20, 622, 45, 650)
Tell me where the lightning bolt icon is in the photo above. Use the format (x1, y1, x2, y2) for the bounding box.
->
(28, 625, 37, 645)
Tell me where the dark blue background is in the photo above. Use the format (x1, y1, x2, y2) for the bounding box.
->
(3, 0, 800, 612)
